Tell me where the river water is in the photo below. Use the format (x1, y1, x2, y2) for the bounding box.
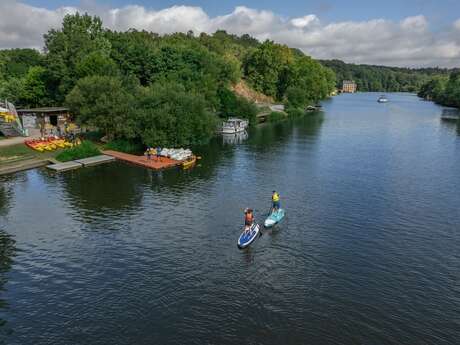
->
(1, 93, 459, 345)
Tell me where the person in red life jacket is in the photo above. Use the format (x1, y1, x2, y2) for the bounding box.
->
(244, 208, 254, 231)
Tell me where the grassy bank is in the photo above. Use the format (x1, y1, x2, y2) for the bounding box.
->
(0, 144, 62, 162)
(56, 141, 101, 162)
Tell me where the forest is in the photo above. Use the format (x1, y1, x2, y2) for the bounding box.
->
(0, 13, 335, 147)
(417, 72, 460, 108)
(320, 59, 454, 93)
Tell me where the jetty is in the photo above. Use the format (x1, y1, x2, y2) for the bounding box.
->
(46, 154, 115, 172)
(47, 160, 82, 172)
(75, 155, 115, 167)
(103, 150, 182, 170)
(441, 109, 460, 122)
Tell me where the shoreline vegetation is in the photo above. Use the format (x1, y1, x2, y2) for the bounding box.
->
(417, 71, 460, 109)
(0, 13, 336, 152)
(320, 59, 457, 93)
(0, 13, 457, 169)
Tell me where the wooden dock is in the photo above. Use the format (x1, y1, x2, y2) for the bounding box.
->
(441, 109, 460, 122)
(46, 155, 115, 172)
(47, 161, 82, 172)
(75, 155, 115, 167)
(103, 150, 182, 170)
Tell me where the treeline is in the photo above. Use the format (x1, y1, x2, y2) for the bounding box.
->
(418, 71, 460, 108)
(320, 59, 454, 92)
(0, 13, 335, 147)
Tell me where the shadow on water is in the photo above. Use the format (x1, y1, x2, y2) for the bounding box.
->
(42, 162, 147, 219)
(247, 114, 324, 152)
(0, 177, 19, 342)
(33, 138, 236, 223)
(0, 175, 21, 217)
(0, 230, 17, 342)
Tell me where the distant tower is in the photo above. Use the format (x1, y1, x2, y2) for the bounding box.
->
(342, 80, 357, 93)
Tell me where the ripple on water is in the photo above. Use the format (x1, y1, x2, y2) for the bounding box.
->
(1, 93, 460, 345)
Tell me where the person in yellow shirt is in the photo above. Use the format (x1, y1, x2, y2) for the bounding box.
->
(271, 191, 280, 213)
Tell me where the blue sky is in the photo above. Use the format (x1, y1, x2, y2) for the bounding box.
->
(24, 0, 460, 27)
(2, 0, 460, 66)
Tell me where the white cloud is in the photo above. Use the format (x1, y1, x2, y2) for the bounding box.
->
(0, 0, 76, 49)
(454, 19, 460, 31)
(1, 1, 460, 67)
(290, 15, 320, 29)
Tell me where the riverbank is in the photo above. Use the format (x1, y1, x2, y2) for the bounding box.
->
(0, 143, 61, 175)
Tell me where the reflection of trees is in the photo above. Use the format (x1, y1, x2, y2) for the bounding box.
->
(56, 162, 146, 216)
(51, 115, 323, 211)
(247, 114, 324, 152)
(0, 174, 20, 217)
(0, 176, 19, 338)
(0, 230, 17, 339)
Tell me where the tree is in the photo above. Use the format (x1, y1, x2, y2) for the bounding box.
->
(44, 13, 112, 102)
(65, 76, 136, 139)
(244, 40, 293, 98)
(20, 66, 49, 107)
(0, 49, 43, 79)
(443, 71, 460, 108)
(217, 87, 257, 124)
(135, 82, 217, 147)
(283, 56, 335, 108)
(75, 51, 118, 78)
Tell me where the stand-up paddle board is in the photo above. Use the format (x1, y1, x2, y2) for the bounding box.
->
(237, 223, 260, 249)
(264, 209, 285, 228)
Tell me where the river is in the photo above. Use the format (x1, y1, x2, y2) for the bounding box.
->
(1, 92, 459, 345)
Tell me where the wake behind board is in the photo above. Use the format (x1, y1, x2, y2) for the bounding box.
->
(264, 209, 285, 228)
(237, 223, 261, 249)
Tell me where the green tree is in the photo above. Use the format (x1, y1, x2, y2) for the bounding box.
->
(0, 49, 43, 79)
(20, 66, 49, 107)
(135, 82, 217, 147)
(65, 76, 135, 139)
(76, 51, 119, 78)
(217, 87, 257, 124)
(244, 40, 293, 98)
(443, 71, 460, 108)
(44, 13, 111, 102)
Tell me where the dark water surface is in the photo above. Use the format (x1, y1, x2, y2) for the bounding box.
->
(1, 93, 459, 345)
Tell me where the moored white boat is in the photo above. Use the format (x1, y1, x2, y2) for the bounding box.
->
(221, 118, 248, 134)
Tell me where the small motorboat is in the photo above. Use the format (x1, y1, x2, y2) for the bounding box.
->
(222, 118, 249, 134)
(264, 209, 285, 228)
(237, 223, 260, 249)
(378, 95, 388, 103)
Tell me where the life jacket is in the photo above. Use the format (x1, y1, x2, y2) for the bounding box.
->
(272, 192, 280, 202)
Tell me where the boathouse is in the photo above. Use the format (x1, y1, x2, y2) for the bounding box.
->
(17, 107, 71, 132)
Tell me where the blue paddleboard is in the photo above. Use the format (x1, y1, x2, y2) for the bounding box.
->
(237, 223, 260, 249)
(264, 208, 285, 228)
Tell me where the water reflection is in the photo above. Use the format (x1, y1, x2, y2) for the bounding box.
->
(247, 114, 324, 152)
(55, 162, 146, 217)
(0, 230, 17, 340)
(222, 131, 248, 145)
(0, 175, 20, 217)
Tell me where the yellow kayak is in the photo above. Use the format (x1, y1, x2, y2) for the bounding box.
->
(182, 155, 196, 169)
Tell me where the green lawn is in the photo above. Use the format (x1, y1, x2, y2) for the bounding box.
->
(0, 143, 63, 164)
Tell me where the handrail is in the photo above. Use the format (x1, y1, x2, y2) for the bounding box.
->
(3, 99, 26, 136)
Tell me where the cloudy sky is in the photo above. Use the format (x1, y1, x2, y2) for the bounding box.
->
(2, 0, 460, 67)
